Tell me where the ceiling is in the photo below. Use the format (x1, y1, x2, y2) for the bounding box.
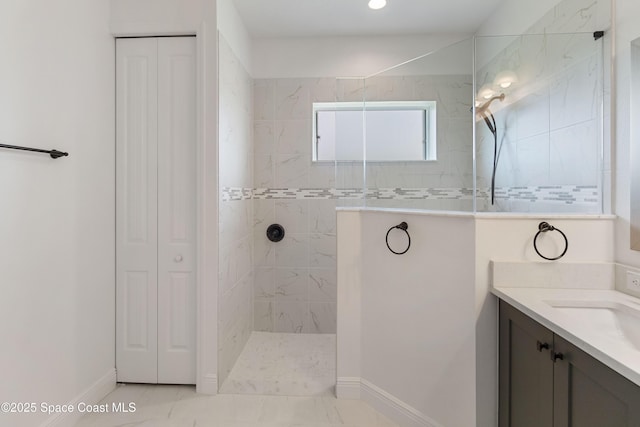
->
(232, 0, 504, 38)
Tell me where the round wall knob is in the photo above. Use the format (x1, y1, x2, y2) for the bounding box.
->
(266, 224, 285, 242)
(175, 255, 183, 262)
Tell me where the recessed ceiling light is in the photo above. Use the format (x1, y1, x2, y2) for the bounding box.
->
(368, 0, 387, 10)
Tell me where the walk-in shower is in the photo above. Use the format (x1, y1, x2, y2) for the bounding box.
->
(217, 33, 338, 395)
(216, 25, 606, 397)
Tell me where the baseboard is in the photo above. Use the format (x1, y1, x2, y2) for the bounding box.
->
(336, 376, 361, 399)
(343, 377, 442, 427)
(41, 368, 116, 427)
(196, 373, 218, 395)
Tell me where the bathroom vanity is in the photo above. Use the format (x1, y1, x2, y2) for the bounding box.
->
(490, 260, 640, 426)
(498, 300, 640, 427)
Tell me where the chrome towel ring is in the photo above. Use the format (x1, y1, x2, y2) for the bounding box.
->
(533, 221, 568, 261)
(386, 222, 411, 255)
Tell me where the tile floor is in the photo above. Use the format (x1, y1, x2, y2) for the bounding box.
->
(220, 332, 336, 396)
(74, 384, 399, 427)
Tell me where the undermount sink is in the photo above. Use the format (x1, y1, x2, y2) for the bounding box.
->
(545, 300, 640, 351)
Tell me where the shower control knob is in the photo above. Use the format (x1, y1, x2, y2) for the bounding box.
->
(266, 224, 285, 242)
(175, 255, 183, 262)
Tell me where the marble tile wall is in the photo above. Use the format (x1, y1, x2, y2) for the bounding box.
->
(251, 75, 475, 333)
(253, 78, 339, 334)
(476, 0, 606, 213)
(218, 34, 254, 386)
(253, 198, 338, 334)
(337, 75, 475, 211)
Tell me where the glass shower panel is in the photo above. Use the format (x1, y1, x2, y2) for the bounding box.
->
(335, 78, 366, 208)
(362, 38, 474, 211)
(474, 33, 604, 213)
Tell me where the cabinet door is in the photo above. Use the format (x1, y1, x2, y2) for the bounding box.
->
(552, 335, 640, 427)
(499, 301, 554, 427)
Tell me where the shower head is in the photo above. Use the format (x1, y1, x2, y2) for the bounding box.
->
(477, 93, 505, 136)
(477, 93, 506, 207)
(476, 93, 505, 117)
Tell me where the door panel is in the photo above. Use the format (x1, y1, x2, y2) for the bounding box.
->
(157, 37, 197, 385)
(116, 37, 159, 384)
(123, 271, 151, 349)
(116, 37, 196, 385)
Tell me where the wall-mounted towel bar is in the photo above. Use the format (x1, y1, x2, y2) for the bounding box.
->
(0, 143, 68, 159)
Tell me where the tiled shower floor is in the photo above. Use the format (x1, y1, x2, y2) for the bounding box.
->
(219, 331, 336, 396)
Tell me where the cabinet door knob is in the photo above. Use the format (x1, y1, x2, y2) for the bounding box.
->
(536, 341, 550, 352)
(175, 255, 183, 262)
(551, 351, 564, 362)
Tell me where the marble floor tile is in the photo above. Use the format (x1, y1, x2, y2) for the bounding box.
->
(220, 332, 336, 396)
(74, 384, 399, 427)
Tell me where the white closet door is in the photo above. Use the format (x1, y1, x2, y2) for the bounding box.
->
(116, 37, 159, 384)
(157, 37, 197, 384)
(116, 37, 196, 385)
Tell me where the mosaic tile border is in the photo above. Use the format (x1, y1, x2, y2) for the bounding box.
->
(222, 186, 600, 204)
(489, 186, 599, 204)
(223, 187, 476, 201)
(221, 187, 253, 202)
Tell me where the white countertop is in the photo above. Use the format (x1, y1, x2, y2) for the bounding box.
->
(492, 287, 640, 387)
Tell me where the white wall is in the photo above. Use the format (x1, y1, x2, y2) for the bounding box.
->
(252, 34, 470, 79)
(110, 0, 204, 36)
(110, 0, 220, 394)
(0, 1, 115, 425)
(615, 0, 640, 268)
(337, 210, 476, 427)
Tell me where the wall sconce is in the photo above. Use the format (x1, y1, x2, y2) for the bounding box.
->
(494, 70, 518, 89)
(478, 84, 497, 100)
(476, 70, 517, 109)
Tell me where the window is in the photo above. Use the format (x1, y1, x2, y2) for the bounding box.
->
(312, 101, 436, 162)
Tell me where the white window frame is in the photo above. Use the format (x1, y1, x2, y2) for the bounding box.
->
(312, 101, 437, 162)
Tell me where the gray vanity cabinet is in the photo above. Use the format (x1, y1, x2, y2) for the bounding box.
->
(499, 300, 554, 427)
(499, 300, 640, 427)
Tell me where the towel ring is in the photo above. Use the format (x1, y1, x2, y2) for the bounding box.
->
(386, 222, 411, 255)
(533, 222, 568, 261)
